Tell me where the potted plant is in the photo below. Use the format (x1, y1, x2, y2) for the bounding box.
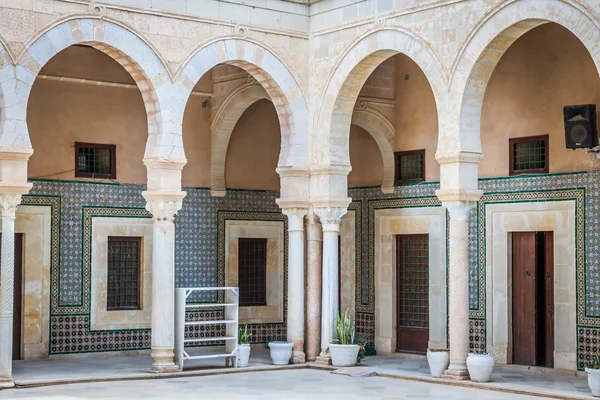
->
(329, 309, 366, 367)
(267, 341, 294, 365)
(585, 357, 600, 397)
(466, 351, 494, 382)
(237, 324, 251, 367)
(426, 348, 449, 378)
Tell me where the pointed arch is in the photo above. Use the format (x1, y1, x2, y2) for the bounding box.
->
(316, 28, 447, 167)
(210, 84, 270, 195)
(351, 107, 395, 193)
(446, 0, 600, 158)
(176, 38, 308, 172)
(8, 17, 176, 164)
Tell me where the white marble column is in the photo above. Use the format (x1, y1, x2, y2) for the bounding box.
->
(314, 207, 346, 360)
(0, 194, 22, 388)
(442, 201, 473, 380)
(145, 199, 182, 373)
(283, 208, 308, 363)
(305, 209, 322, 362)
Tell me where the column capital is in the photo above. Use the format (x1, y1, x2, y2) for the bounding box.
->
(436, 188, 482, 204)
(0, 194, 23, 218)
(282, 208, 308, 232)
(313, 207, 346, 232)
(142, 191, 185, 222)
(443, 201, 476, 222)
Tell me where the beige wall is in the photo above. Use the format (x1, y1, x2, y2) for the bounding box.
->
(480, 23, 600, 177)
(348, 124, 383, 188)
(225, 99, 281, 191)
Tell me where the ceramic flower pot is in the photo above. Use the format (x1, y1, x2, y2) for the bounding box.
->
(268, 341, 293, 365)
(466, 353, 494, 382)
(586, 368, 600, 397)
(329, 343, 360, 367)
(238, 344, 251, 367)
(426, 349, 449, 378)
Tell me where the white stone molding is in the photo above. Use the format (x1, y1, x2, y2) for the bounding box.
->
(176, 38, 309, 171)
(315, 28, 446, 167)
(373, 207, 447, 354)
(351, 107, 395, 193)
(210, 84, 270, 195)
(443, 0, 600, 160)
(484, 201, 577, 370)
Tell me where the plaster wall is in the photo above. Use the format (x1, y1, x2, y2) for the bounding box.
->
(348, 124, 383, 188)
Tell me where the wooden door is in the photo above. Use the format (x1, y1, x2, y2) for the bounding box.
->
(396, 234, 429, 353)
(542, 232, 554, 367)
(512, 232, 537, 366)
(6, 233, 24, 360)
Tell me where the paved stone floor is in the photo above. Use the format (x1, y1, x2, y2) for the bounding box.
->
(0, 369, 543, 399)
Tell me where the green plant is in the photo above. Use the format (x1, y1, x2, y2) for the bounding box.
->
(587, 357, 600, 370)
(238, 324, 251, 344)
(332, 309, 355, 345)
(357, 337, 367, 364)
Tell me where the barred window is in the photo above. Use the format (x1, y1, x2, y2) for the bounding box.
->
(238, 238, 267, 307)
(395, 150, 425, 184)
(107, 237, 141, 311)
(75, 142, 116, 179)
(509, 135, 549, 175)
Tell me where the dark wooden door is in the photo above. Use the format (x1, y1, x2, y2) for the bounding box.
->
(512, 232, 537, 366)
(542, 232, 554, 368)
(396, 234, 429, 353)
(10, 233, 23, 360)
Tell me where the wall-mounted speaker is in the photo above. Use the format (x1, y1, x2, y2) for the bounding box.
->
(564, 104, 598, 149)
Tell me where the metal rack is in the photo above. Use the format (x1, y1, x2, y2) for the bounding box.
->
(174, 287, 239, 371)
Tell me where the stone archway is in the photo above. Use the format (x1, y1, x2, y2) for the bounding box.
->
(446, 0, 600, 159)
(210, 83, 270, 196)
(350, 106, 395, 193)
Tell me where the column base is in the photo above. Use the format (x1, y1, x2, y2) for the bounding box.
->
(150, 347, 178, 373)
(0, 377, 14, 388)
(315, 354, 332, 365)
(441, 369, 470, 380)
(291, 350, 306, 364)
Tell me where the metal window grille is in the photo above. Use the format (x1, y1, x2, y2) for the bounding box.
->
(396, 234, 429, 328)
(107, 237, 141, 311)
(395, 150, 425, 184)
(509, 135, 549, 175)
(75, 142, 116, 179)
(238, 238, 267, 307)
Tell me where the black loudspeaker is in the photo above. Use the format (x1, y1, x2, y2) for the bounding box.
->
(564, 104, 598, 149)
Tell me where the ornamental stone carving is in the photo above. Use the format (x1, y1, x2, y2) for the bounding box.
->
(0, 194, 22, 217)
(145, 200, 182, 222)
(283, 208, 308, 232)
(313, 207, 347, 232)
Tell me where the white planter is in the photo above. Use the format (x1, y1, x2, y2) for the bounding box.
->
(426, 349, 449, 378)
(329, 343, 360, 367)
(466, 353, 495, 382)
(268, 341, 293, 365)
(586, 368, 600, 397)
(238, 344, 251, 367)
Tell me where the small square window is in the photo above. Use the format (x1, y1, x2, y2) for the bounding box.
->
(238, 238, 267, 307)
(509, 135, 549, 176)
(107, 237, 141, 311)
(395, 150, 425, 184)
(75, 142, 116, 179)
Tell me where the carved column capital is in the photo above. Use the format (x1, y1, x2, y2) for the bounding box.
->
(443, 201, 476, 222)
(313, 207, 347, 232)
(0, 194, 22, 218)
(282, 208, 308, 232)
(145, 200, 182, 223)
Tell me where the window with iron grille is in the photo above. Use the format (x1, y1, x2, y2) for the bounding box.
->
(75, 142, 116, 179)
(395, 150, 425, 184)
(107, 237, 141, 311)
(238, 238, 267, 307)
(509, 135, 549, 176)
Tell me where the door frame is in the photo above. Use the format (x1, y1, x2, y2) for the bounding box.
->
(485, 201, 576, 370)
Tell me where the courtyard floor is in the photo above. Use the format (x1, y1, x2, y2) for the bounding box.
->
(4, 348, 595, 399)
(0, 368, 557, 400)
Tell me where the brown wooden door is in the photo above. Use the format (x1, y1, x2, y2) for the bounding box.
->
(512, 232, 537, 366)
(542, 232, 554, 368)
(8, 233, 24, 360)
(396, 234, 429, 353)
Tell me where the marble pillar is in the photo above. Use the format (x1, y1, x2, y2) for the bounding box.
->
(314, 207, 346, 362)
(145, 199, 182, 373)
(442, 201, 473, 380)
(0, 194, 22, 388)
(283, 208, 308, 363)
(305, 209, 322, 361)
